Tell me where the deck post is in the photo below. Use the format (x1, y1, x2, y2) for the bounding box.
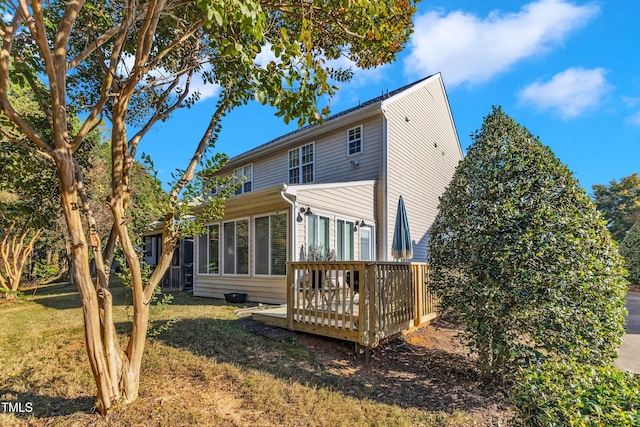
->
(413, 264, 424, 326)
(367, 263, 376, 347)
(287, 265, 294, 330)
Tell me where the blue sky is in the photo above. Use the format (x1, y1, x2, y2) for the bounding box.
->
(141, 0, 639, 194)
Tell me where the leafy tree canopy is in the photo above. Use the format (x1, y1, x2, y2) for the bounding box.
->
(593, 173, 640, 242)
(428, 106, 627, 381)
(620, 221, 640, 285)
(0, 0, 417, 415)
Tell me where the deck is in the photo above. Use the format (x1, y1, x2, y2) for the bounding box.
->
(252, 262, 438, 348)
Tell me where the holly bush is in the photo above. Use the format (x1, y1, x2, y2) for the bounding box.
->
(512, 360, 640, 426)
(428, 107, 627, 381)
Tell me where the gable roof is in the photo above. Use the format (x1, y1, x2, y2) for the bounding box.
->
(222, 74, 439, 169)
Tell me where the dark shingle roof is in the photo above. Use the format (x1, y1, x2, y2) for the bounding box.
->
(225, 75, 434, 165)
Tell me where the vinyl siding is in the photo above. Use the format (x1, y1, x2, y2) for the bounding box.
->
(382, 75, 463, 261)
(193, 188, 291, 304)
(243, 115, 384, 190)
(291, 182, 377, 262)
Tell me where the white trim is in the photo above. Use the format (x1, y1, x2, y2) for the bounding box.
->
(288, 142, 315, 184)
(224, 103, 380, 169)
(335, 217, 356, 261)
(284, 180, 376, 195)
(346, 124, 363, 157)
(359, 225, 376, 261)
(305, 212, 331, 255)
(253, 211, 288, 277)
(381, 112, 389, 261)
(232, 164, 253, 195)
(279, 190, 297, 262)
(196, 223, 221, 276)
(380, 73, 440, 113)
(222, 217, 250, 276)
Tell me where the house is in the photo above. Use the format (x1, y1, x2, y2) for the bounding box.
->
(143, 228, 194, 291)
(193, 73, 463, 304)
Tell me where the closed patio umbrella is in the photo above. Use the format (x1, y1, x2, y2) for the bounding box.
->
(391, 196, 413, 261)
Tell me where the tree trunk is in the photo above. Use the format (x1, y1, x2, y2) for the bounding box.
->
(0, 221, 41, 296)
(53, 146, 155, 414)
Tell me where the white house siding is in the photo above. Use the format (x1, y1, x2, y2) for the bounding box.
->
(289, 182, 376, 261)
(193, 187, 291, 304)
(382, 75, 463, 261)
(313, 116, 384, 183)
(236, 115, 384, 191)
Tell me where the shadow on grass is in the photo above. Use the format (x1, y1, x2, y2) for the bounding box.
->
(0, 389, 95, 419)
(29, 280, 241, 312)
(153, 316, 508, 415)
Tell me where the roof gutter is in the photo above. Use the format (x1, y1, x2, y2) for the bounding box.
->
(279, 185, 298, 262)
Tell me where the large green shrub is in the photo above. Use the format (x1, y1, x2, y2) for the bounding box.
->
(512, 361, 640, 426)
(428, 107, 627, 381)
(620, 221, 640, 285)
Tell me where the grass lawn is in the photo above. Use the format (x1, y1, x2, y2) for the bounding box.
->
(0, 280, 508, 426)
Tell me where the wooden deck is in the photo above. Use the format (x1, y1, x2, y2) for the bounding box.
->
(252, 262, 438, 348)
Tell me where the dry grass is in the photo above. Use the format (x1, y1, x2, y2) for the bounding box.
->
(0, 281, 505, 426)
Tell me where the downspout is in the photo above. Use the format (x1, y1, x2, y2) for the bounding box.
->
(280, 185, 297, 262)
(380, 104, 389, 261)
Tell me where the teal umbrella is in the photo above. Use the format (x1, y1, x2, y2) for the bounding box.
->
(392, 196, 413, 260)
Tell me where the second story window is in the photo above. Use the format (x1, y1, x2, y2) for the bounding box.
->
(347, 126, 362, 155)
(233, 165, 253, 195)
(288, 143, 314, 184)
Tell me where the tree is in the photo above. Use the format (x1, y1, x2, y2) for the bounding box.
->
(1, 78, 72, 284)
(0, 221, 41, 297)
(0, 0, 416, 414)
(620, 221, 640, 285)
(428, 107, 627, 381)
(1, 79, 112, 284)
(593, 173, 640, 242)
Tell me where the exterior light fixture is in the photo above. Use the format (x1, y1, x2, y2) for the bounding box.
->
(298, 206, 314, 221)
(355, 220, 368, 231)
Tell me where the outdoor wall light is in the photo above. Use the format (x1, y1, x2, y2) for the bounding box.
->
(297, 206, 314, 222)
(355, 220, 368, 231)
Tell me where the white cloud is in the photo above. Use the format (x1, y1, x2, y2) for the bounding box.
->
(404, 0, 599, 87)
(254, 43, 279, 68)
(622, 96, 640, 108)
(518, 67, 609, 118)
(625, 111, 640, 127)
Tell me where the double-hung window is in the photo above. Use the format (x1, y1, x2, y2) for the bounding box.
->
(336, 220, 355, 261)
(233, 165, 253, 195)
(288, 143, 314, 184)
(223, 220, 249, 275)
(197, 224, 220, 274)
(255, 213, 287, 276)
(347, 126, 362, 155)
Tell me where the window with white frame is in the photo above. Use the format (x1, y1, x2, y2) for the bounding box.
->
(359, 227, 375, 261)
(233, 164, 253, 195)
(255, 213, 287, 276)
(347, 126, 362, 155)
(288, 143, 314, 184)
(306, 214, 330, 254)
(197, 224, 220, 274)
(336, 219, 355, 261)
(223, 220, 249, 274)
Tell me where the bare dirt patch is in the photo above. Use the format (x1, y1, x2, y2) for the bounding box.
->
(294, 317, 513, 426)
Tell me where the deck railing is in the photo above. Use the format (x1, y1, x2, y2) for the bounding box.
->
(286, 261, 438, 347)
